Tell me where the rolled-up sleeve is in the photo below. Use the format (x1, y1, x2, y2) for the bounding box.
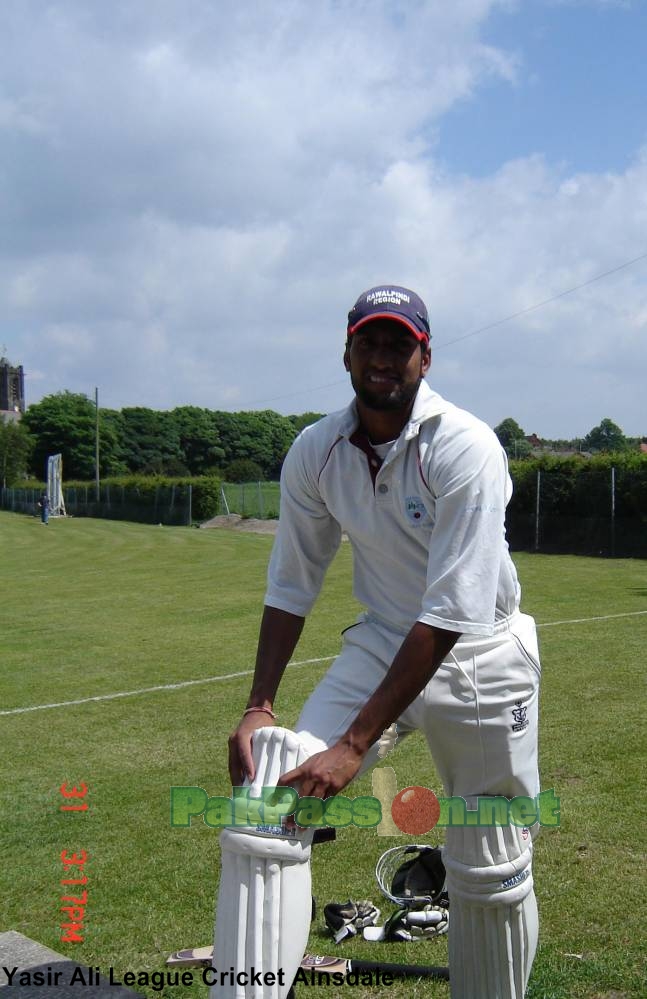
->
(264, 433, 342, 617)
(417, 423, 511, 636)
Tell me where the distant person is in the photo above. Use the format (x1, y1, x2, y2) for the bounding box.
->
(38, 492, 49, 525)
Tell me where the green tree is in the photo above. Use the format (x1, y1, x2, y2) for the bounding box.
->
(494, 417, 525, 448)
(226, 458, 265, 482)
(0, 419, 33, 487)
(214, 410, 296, 479)
(508, 438, 532, 459)
(288, 412, 325, 433)
(119, 408, 186, 474)
(99, 409, 130, 477)
(494, 417, 530, 459)
(22, 391, 122, 480)
(583, 418, 629, 453)
(168, 406, 225, 475)
(23, 392, 125, 480)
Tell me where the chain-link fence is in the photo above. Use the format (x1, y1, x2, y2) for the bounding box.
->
(220, 472, 646, 558)
(219, 482, 281, 519)
(66, 483, 192, 525)
(506, 466, 647, 557)
(1, 483, 193, 526)
(1, 486, 42, 516)
(4, 469, 645, 557)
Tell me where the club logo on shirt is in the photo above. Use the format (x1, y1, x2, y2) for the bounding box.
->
(404, 495, 429, 526)
(511, 701, 529, 732)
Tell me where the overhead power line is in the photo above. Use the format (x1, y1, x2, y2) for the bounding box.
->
(246, 249, 647, 407)
(434, 249, 647, 351)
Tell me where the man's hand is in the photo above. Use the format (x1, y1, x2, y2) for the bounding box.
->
(277, 739, 365, 799)
(228, 711, 277, 786)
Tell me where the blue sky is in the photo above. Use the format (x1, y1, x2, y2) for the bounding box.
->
(438, 2, 647, 176)
(1, 0, 645, 438)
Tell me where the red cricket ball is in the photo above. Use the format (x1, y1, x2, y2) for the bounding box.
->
(391, 785, 440, 835)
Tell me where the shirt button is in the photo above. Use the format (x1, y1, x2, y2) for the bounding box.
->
(378, 483, 388, 494)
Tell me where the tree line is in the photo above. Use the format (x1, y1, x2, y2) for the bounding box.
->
(1, 391, 324, 486)
(1, 390, 642, 490)
(493, 416, 639, 459)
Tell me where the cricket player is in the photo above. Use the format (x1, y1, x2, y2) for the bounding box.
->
(216, 285, 541, 998)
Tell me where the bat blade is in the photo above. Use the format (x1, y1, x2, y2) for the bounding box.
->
(167, 947, 448, 980)
(298, 954, 348, 975)
(166, 946, 214, 968)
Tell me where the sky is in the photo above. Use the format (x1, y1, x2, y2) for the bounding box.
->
(1, 0, 646, 440)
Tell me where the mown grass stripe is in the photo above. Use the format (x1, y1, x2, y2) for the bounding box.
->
(0, 655, 336, 715)
(4, 608, 647, 717)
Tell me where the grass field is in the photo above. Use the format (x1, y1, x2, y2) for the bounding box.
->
(1, 510, 646, 998)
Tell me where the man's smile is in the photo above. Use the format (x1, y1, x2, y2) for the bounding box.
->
(366, 372, 400, 385)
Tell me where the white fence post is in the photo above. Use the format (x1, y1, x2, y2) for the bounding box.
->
(220, 485, 230, 515)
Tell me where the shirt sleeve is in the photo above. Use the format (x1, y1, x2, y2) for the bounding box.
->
(264, 431, 342, 617)
(417, 420, 512, 636)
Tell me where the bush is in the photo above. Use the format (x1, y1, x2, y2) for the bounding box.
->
(226, 458, 265, 483)
(506, 453, 647, 555)
(60, 474, 223, 524)
(185, 475, 222, 521)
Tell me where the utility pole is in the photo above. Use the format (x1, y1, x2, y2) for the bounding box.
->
(610, 465, 616, 557)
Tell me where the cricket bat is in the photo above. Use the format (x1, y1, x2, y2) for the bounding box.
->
(166, 947, 449, 980)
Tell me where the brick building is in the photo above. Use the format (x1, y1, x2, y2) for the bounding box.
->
(0, 356, 25, 422)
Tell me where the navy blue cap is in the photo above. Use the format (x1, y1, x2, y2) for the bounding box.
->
(347, 285, 431, 343)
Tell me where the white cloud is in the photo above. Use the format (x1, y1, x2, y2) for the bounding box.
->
(0, 0, 645, 437)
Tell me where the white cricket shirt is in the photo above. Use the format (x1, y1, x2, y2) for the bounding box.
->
(265, 381, 521, 637)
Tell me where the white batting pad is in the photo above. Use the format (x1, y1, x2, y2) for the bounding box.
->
(443, 813, 538, 998)
(212, 727, 314, 999)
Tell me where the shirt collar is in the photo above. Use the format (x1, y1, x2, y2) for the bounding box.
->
(338, 379, 448, 441)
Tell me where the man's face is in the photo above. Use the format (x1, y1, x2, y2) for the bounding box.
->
(344, 320, 431, 412)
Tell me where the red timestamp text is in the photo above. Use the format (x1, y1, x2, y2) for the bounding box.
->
(59, 782, 90, 944)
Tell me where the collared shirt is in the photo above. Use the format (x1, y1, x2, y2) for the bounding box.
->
(265, 381, 520, 637)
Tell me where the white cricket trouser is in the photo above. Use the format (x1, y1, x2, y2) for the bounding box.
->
(294, 609, 541, 999)
(295, 609, 540, 803)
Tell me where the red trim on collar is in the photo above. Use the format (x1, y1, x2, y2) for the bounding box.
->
(349, 429, 383, 488)
(318, 434, 345, 484)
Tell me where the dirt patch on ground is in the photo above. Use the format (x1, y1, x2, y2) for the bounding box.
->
(200, 513, 279, 535)
(201, 513, 349, 541)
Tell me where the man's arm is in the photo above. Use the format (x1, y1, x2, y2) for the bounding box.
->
(228, 427, 341, 786)
(278, 621, 459, 798)
(228, 605, 305, 786)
